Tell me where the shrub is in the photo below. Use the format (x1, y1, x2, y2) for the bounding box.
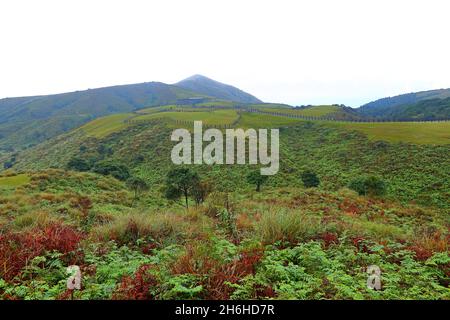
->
(348, 175, 386, 196)
(246, 170, 268, 192)
(300, 170, 320, 188)
(126, 177, 149, 201)
(0, 223, 83, 280)
(67, 157, 91, 172)
(113, 264, 158, 300)
(92, 160, 130, 181)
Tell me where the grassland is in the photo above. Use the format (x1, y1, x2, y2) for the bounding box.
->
(238, 112, 304, 128)
(133, 109, 239, 126)
(0, 174, 30, 188)
(77, 113, 134, 138)
(324, 121, 450, 144)
(258, 105, 341, 117)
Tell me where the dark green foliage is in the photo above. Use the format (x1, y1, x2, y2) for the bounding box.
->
(349, 175, 386, 196)
(165, 168, 200, 208)
(67, 157, 92, 172)
(247, 170, 268, 192)
(359, 88, 450, 120)
(300, 170, 320, 188)
(92, 160, 130, 181)
(126, 177, 149, 200)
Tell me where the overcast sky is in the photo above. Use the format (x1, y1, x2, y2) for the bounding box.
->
(1, 0, 450, 107)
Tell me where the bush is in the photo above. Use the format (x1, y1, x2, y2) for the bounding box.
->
(67, 157, 92, 172)
(247, 170, 268, 192)
(349, 175, 386, 197)
(92, 160, 130, 181)
(300, 170, 320, 188)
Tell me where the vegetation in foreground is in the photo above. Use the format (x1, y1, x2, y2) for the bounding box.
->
(0, 170, 448, 300)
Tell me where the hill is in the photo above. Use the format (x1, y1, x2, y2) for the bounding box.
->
(0, 76, 264, 154)
(358, 88, 450, 120)
(10, 107, 450, 208)
(1, 106, 449, 300)
(175, 75, 262, 104)
(0, 82, 205, 152)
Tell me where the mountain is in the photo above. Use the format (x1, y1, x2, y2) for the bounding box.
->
(358, 88, 450, 120)
(0, 76, 263, 153)
(175, 75, 262, 104)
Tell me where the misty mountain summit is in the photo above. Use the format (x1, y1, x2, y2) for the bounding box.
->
(175, 74, 262, 104)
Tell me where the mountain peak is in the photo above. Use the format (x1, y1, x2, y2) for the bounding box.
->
(175, 75, 262, 104)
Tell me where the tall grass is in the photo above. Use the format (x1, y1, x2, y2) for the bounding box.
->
(255, 209, 322, 244)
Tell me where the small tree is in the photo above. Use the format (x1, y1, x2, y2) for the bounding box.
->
(247, 170, 268, 192)
(126, 177, 149, 201)
(301, 170, 320, 188)
(349, 175, 386, 197)
(165, 168, 200, 208)
(191, 180, 212, 206)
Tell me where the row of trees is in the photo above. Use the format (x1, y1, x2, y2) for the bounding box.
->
(68, 154, 386, 206)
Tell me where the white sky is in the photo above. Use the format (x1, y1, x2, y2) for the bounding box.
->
(1, 0, 450, 107)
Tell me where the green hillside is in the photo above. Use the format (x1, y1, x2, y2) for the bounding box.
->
(358, 88, 450, 120)
(1, 105, 449, 300)
(0, 82, 205, 152)
(10, 108, 450, 208)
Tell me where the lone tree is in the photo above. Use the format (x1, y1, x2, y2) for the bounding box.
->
(165, 168, 200, 208)
(301, 170, 320, 188)
(126, 176, 149, 201)
(191, 180, 212, 206)
(349, 175, 386, 197)
(247, 170, 268, 192)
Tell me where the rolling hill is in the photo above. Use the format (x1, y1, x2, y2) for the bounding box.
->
(175, 74, 262, 104)
(9, 106, 450, 208)
(358, 88, 450, 120)
(0, 76, 263, 153)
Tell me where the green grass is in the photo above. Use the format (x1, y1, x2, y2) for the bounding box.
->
(78, 114, 133, 138)
(135, 105, 178, 114)
(249, 103, 292, 109)
(324, 121, 450, 144)
(0, 174, 30, 188)
(133, 109, 239, 125)
(259, 105, 341, 117)
(239, 113, 304, 128)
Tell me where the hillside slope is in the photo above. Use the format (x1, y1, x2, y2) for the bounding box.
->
(358, 88, 450, 120)
(11, 112, 450, 208)
(175, 75, 262, 104)
(0, 82, 205, 152)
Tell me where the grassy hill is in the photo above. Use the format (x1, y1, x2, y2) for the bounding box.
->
(10, 107, 450, 208)
(358, 88, 450, 120)
(1, 104, 449, 300)
(0, 82, 205, 152)
(175, 75, 262, 104)
(0, 76, 265, 154)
